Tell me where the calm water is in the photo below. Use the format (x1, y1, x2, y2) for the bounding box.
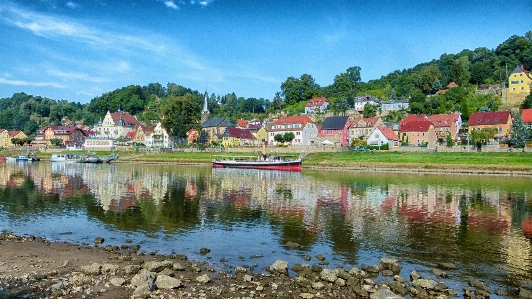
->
(1, 161, 532, 291)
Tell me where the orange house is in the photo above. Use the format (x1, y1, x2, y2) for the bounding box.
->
(468, 111, 512, 140)
(399, 120, 437, 147)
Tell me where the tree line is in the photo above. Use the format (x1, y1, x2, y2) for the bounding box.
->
(0, 32, 531, 139)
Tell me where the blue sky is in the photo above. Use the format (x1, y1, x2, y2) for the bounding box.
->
(1, 0, 531, 104)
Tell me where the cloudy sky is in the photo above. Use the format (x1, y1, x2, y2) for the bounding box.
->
(0, 0, 531, 103)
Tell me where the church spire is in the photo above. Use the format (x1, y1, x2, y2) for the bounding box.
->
(201, 89, 210, 123)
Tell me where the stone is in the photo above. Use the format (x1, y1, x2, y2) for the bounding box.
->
(320, 269, 338, 283)
(94, 237, 104, 244)
(379, 258, 402, 274)
(101, 263, 120, 273)
(349, 267, 367, 278)
(196, 274, 211, 284)
(370, 289, 404, 299)
(394, 275, 407, 283)
(110, 277, 126, 286)
(131, 270, 156, 287)
(143, 261, 166, 272)
(269, 260, 289, 275)
(295, 276, 311, 288)
(81, 263, 101, 275)
(158, 268, 175, 277)
(312, 281, 325, 290)
(285, 241, 301, 249)
(519, 287, 532, 299)
(410, 270, 421, 281)
(469, 280, 488, 291)
(235, 267, 247, 273)
(412, 278, 437, 290)
(300, 293, 315, 299)
(388, 281, 409, 296)
(124, 265, 142, 275)
(431, 268, 448, 278)
(172, 263, 186, 271)
(155, 274, 183, 289)
(199, 248, 211, 255)
(315, 254, 326, 261)
(437, 262, 457, 270)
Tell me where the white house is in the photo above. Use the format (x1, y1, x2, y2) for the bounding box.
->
(353, 95, 380, 111)
(93, 110, 141, 139)
(268, 115, 318, 145)
(366, 124, 400, 148)
(381, 100, 409, 112)
(82, 138, 114, 150)
(305, 97, 329, 114)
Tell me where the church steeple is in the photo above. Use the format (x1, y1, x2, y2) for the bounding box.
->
(201, 89, 210, 123)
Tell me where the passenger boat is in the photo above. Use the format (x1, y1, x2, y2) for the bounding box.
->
(77, 152, 103, 163)
(211, 143, 302, 171)
(50, 154, 82, 163)
(16, 155, 29, 162)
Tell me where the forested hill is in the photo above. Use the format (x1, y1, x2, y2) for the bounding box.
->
(1, 32, 531, 137)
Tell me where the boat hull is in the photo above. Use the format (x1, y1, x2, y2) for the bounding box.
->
(212, 160, 302, 171)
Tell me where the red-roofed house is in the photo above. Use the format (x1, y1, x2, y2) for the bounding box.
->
(399, 120, 437, 147)
(268, 115, 319, 145)
(522, 109, 532, 128)
(305, 97, 329, 114)
(93, 110, 141, 139)
(349, 117, 382, 144)
(236, 118, 249, 128)
(222, 127, 256, 147)
(367, 124, 400, 148)
(7, 130, 27, 147)
(401, 113, 462, 140)
(187, 128, 199, 144)
(468, 111, 512, 140)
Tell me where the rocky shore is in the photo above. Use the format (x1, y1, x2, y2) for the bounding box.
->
(0, 233, 529, 299)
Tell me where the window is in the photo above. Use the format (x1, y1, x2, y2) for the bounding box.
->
(522, 87, 525, 90)
(499, 127, 503, 133)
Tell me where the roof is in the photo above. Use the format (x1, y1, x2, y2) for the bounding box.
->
(468, 111, 511, 125)
(224, 127, 256, 140)
(351, 117, 380, 128)
(427, 114, 460, 127)
(321, 116, 349, 130)
(513, 64, 530, 75)
(0, 129, 6, 133)
(306, 97, 329, 107)
(40, 126, 77, 135)
(522, 109, 532, 123)
(270, 115, 314, 132)
(201, 117, 235, 128)
(125, 131, 136, 139)
(399, 120, 433, 132)
(377, 124, 399, 140)
(236, 118, 248, 128)
(8, 130, 22, 137)
(447, 82, 459, 88)
(111, 111, 140, 126)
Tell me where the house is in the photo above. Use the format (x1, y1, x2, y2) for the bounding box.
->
(401, 113, 462, 140)
(201, 117, 235, 144)
(468, 111, 512, 140)
(353, 95, 380, 111)
(367, 124, 400, 148)
(221, 127, 256, 147)
(186, 128, 199, 144)
(248, 125, 268, 143)
(83, 138, 114, 150)
(305, 97, 329, 114)
(37, 126, 76, 146)
(509, 65, 532, 94)
(64, 128, 88, 150)
(132, 125, 152, 146)
(151, 122, 177, 148)
(317, 116, 351, 147)
(522, 109, 532, 128)
(268, 115, 318, 146)
(236, 118, 249, 128)
(399, 120, 437, 147)
(349, 117, 383, 144)
(0, 129, 9, 148)
(93, 110, 141, 139)
(6, 130, 27, 147)
(381, 100, 409, 112)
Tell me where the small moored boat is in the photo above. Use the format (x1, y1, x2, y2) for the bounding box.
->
(16, 155, 29, 162)
(50, 154, 82, 163)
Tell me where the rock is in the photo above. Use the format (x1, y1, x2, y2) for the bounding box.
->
(437, 262, 457, 270)
(110, 277, 126, 286)
(235, 267, 247, 273)
(143, 261, 166, 272)
(295, 276, 312, 288)
(519, 287, 532, 299)
(101, 263, 120, 273)
(388, 280, 409, 296)
(349, 267, 367, 278)
(431, 268, 448, 278)
(124, 265, 142, 275)
(132, 281, 155, 298)
(172, 263, 186, 271)
(410, 270, 421, 281)
(469, 280, 488, 291)
(131, 270, 156, 287)
(199, 248, 211, 255)
(394, 275, 407, 283)
(158, 268, 175, 277)
(81, 263, 101, 275)
(311, 264, 323, 273)
(94, 237, 104, 244)
(300, 293, 315, 299)
(320, 269, 338, 283)
(291, 264, 309, 273)
(285, 241, 301, 249)
(304, 256, 312, 261)
(61, 260, 72, 268)
(312, 281, 325, 290)
(382, 270, 394, 276)
(155, 274, 183, 289)
(370, 288, 404, 299)
(335, 278, 346, 287)
(379, 258, 402, 274)
(269, 260, 289, 275)
(315, 254, 326, 261)
(412, 278, 437, 290)
(130, 245, 141, 252)
(196, 274, 211, 284)
(242, 274, 253, 282)
(367, 265, 380, 274)
(49, 281, 69, 292)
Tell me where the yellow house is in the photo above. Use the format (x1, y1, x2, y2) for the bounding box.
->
(509, 65, 532, 94)
(221, 127, 256, 147)
(468, 111, 512, 141)
(0, 129, 9, 148)
(7, 130, 28, 147)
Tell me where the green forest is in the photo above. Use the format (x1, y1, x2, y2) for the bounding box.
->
(1, 32, 531, 139)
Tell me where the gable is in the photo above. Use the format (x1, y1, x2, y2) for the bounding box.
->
(468, 111, 511, 126)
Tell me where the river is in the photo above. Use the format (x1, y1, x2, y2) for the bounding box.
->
(1, 161, 531, 293)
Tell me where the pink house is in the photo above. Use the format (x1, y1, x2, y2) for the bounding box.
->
(318, 116, 351, 147)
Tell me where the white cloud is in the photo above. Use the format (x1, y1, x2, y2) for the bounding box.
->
(164, 1, 179, 9)
(66, 2, 77, 8)
(48, 70, 107, 83)
(0, 77, 65, 88)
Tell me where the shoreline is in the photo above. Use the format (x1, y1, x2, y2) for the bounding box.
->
(0, 232, 522, 299)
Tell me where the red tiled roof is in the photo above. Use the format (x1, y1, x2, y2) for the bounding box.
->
(522, 109, 532, 123)
(0, 129, 6, 133)
(236, 119, 248, 128)
(468, 111, 511, 125)
(126, 131, 136, 139)
(270, 115, 314, 132)
(427, 114, 460, 128)
(111, 111, 140, 126)
(225, 127, 256, 139)
(8, 130, 22, 137)
(399, 120, 433, 132)
(377, 125, 399, 140)
(306, 97, 329, 107)
(447, 82, 459, 88)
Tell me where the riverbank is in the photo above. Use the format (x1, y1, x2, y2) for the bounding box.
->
(0, 232, 526, 299)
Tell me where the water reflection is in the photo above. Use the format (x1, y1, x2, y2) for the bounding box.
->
(1, 162, 532, 290)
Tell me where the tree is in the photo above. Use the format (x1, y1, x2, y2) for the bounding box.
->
(280, 74, 320, 105)
(432, 79, 442, 93)
(414, 65, 442, 94)
(469, 128, 498, 149)
(450, 56, 471, 86)
(522, 91, 532, 109)
(446, 133, 453, 148)
(283, 132, 295, 144)
(332, 66, 362, 96)
(362, 103, 378, 118)
(507, 112, 530, 148)
(160, 93, 200, 139)
(274, 133, 285, 144)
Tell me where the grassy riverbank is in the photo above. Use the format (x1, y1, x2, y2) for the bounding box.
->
(3, 149, 531, 173)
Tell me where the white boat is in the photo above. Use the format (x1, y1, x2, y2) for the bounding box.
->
(50, 154, 82, 163)
(16, 155, 29, 162)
